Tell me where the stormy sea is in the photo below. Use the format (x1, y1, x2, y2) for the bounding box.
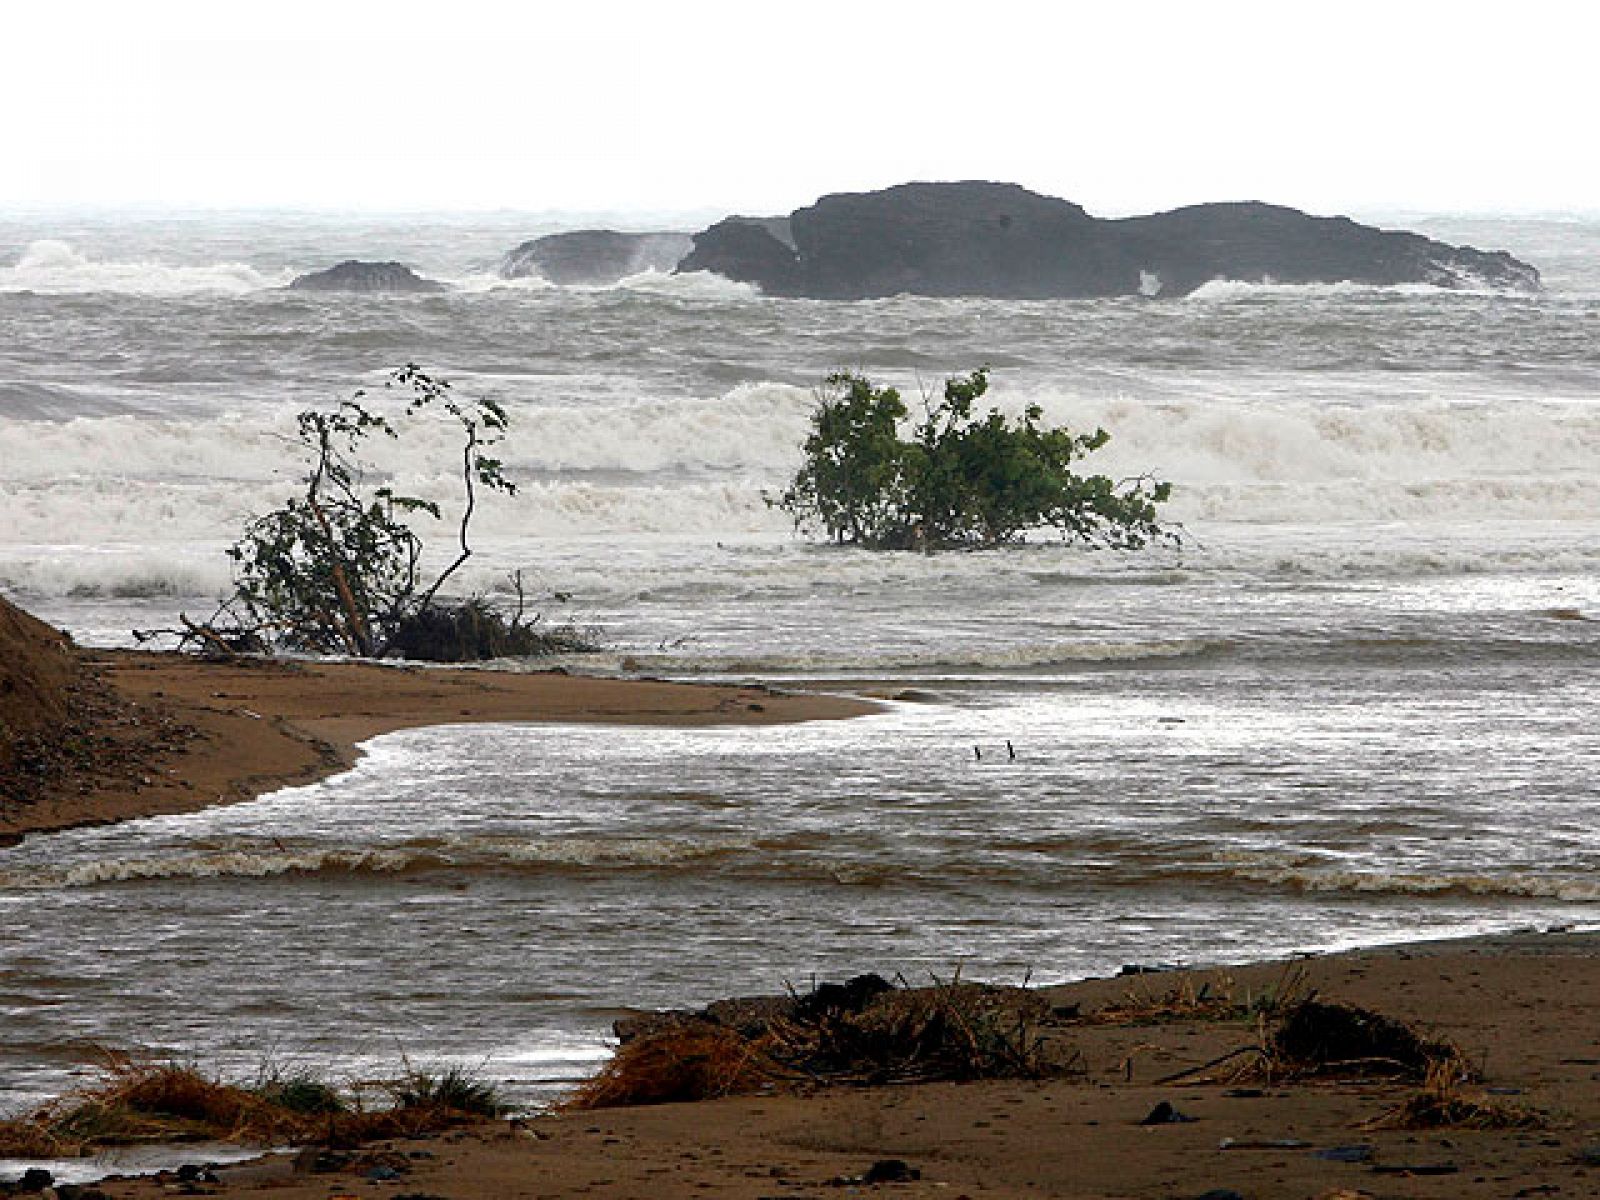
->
(1, 210, 1596, 1117)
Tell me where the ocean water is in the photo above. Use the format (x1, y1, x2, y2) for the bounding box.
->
(1, 211, 1597, 1113)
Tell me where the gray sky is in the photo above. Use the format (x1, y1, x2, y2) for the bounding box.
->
(4, 0, 1593, 217)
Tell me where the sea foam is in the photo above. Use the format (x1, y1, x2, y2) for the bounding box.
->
(0, 240, 291, 296)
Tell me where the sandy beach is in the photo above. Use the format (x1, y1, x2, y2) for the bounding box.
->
(23, 929, 1594, 1200)
(0, 640, 878, 844)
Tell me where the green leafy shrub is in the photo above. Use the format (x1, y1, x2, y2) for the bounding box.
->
(225, 364, 515, 658)
(776, 368, 1173, 551)
(150, 366, 590, 663)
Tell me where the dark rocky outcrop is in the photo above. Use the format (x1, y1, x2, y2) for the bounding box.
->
(1111, 201, 1540, 296)
(676, 181, 1540, 299)
(675, 218, 801, 293)
(500, 231, 693, 285)
(288, 260, 447, 294)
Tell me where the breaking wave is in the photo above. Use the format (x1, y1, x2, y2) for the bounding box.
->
(0, 835, 756, 890)
(0, 241, 758, 301)
(1183, 277, 1519, 301)
(5, 377, 1600, 557)
(0, 240, 292, 296)
(17, 831, 1599, 903)
(1225, 864, 1600, 903)
(0, 555, 231, 601)
(616, 639, 1220, 675)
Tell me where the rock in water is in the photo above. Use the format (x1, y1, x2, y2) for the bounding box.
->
(676, 180, 1539, 299)
(288, 260, 447, 293)
(1112, 201, 1540, 295)
(500, 231, 694, 284)
(676, 217, 801, 291)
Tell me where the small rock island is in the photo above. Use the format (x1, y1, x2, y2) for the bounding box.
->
(499, 231, 694, 285)
(288, 260, 448, 294)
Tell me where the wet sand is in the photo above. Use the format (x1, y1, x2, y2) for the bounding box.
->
(64, 929, 1600, 1200)
(0, 648, 878, 843)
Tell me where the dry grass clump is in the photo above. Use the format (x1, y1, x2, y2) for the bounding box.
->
(0, 1061, 311, 1157)
(384, 1063, 505, 1119)
(1365, 1058, 1546, 1131)
(1267, 999, 1458, 1081)
(1083, 977, 1245, 1026)
(0, 1056, 502, 1158)
(779, 981, 1059, 1086)
(1077, 964, 1312, 1030)
(568, 974, 1073, 1111)
(384, 599, 598, 663)
(566, 1025, 784, 1110)
(1159, 993, 1469, 1089)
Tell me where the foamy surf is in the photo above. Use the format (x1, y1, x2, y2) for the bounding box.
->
(1182, 277, 1524, 301)
(1226, 864, 1600, 904)
(0, 834, 758, 890)
(0, 240, 292, 296)
(611, 638, 1220, 676)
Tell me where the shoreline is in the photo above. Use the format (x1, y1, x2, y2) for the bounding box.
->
(7, 622, 1598, 1196)
(0, 647, 879, 844)
(12, 927, 1598, 1199)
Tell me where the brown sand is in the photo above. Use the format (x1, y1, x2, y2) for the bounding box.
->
(0, 641, 877, 844)
(0, 595, 78, 751)
(65, 930, 1600, 1200)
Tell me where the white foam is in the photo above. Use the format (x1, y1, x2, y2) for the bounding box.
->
(506, 382, 810, 473)
(0, 847, 418, 889)
(0, 549, 232, 600)
(616, 638, 1217, 675)
(446, 271, 558, 294)
(4, 374, 1600, 593)
(0, 240, 291, 296)
(0, 832, 754, 890)
(614, 269, 760, 300)
(1184, 277, 1507, 301)
(1232, 865, 1600, 903)
(437, 268, 757, 299)
(1012, 384, 1600, 524)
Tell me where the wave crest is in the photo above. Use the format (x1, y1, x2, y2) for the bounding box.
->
(617, 638, 1219, 676)
(0, 834, 754, 890)
(1184, 277, 1514, 302)
(1227, 862, 1600, 903)
(1, 240, 291, 296)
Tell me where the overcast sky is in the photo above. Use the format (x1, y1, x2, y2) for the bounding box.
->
(4, 1, 1593, 218)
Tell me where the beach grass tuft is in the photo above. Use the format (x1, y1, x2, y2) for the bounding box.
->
(1075, 963, 1313, 1030)
(0, 1054, 502, 1158)
(0, 1058, 315, 1156)
(252, 1064, 347, 1115)
(1365, 1057, 1546, 1131)
(387, 1063, 505, 1119)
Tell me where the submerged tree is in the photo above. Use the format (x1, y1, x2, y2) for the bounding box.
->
(776, 368, 1174, 551)
(163, 365, 591, 662)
